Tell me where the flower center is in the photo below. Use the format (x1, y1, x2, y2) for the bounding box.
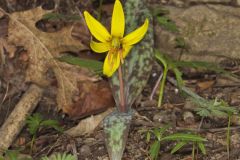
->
(108, 37, 124, 69)
(111, 37, 121, 49)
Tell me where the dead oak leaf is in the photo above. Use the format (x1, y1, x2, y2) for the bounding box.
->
(0, 38, 16, 64)
(5, 6, 96, 112)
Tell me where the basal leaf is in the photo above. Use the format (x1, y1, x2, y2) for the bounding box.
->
(110, 0, 154, 109)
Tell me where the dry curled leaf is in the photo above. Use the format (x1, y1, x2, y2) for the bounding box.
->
(64, 80, 115, 119)
(0, 38, 16, 59)
(5, 6, 110, 116)
(65, 108, 114, 136)
(197, 80, 215, 91)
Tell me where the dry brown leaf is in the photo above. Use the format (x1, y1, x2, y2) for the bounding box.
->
(64, 80, 115, 119)
(197, 80, 215, 91)
(65, 108, 114, 136)
(0, 11, 3, 18)
(0, 38, 16, 64)
(5, 6, 100, 113)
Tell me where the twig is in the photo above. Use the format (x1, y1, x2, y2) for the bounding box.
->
(0, 84, 43, 154)
(149, 73, 163, 100)
(0, 82, 9, 108)
(69, 0, 90, 36)
(198, 117, 204, 131)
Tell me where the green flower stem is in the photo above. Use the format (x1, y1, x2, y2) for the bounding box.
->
(118, 65, 126, 112)
(158, 67, 168, 107)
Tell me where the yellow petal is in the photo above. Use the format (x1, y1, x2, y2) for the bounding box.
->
(84, 11, 111, 42)
(111, 0, 125, 38)
(103, 52, 120, 77)
(122, 45, 133, 58)
(122, 19, 149, 45)
(90, 41, 111, 53)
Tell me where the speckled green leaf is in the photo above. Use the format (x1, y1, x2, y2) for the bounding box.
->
(103, 111, 133, 160)
(110, 0, 154, 111)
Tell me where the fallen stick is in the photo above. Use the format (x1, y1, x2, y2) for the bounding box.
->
(0, 84, 43, 154)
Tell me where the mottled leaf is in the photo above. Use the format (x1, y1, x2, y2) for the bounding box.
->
(110, 0, 154, 110)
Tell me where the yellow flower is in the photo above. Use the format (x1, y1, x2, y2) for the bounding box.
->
(84, 0, 149, 77)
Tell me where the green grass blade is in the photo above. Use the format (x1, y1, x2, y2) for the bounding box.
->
(171, 141, 187, 154)
(153, 128, 161, 141)
(149, 141, 161, 160)
(57, 55, 103, 74)
(161, 133, 207, 142)
(147, 131, 151, 142)
(197, 142, 206, 155)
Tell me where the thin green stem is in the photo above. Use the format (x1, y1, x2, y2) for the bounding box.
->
(118, 65, 126, 112)
(192, 143, 195, 160)
(97, 0, 103, 20)
(30, 134, 36, 154)
(158, 68, 168, 107)
(227, 115, 231, 160)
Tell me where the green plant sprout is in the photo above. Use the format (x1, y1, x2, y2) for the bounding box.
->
(156, 16, 179, 33)
(168, 76, 239, 160)
(192, 98, 237, 160)
(26, 113, 63, 152)
(140, 126, 206, 160)
(155, 50, 183, 107)
(155, 50, 239, 159)
(0, 149, 32, 160)
(155, 50, 238, 107)
(41, 153, 77, 160)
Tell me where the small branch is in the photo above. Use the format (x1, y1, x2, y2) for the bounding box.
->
(0, 84, 43, 154)
(149, 73, 163, 100)
(118, 65, 126, 112)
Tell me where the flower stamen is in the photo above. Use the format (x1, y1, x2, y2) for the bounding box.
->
(119, 49, 124, 64)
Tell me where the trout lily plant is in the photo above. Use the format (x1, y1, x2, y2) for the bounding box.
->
(84, 0, 149, 77)
(83, 0, 150, 159)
